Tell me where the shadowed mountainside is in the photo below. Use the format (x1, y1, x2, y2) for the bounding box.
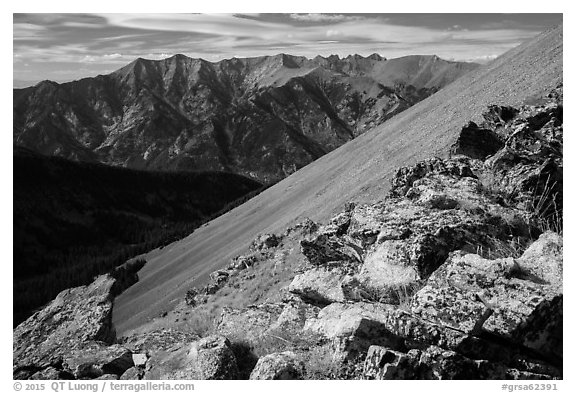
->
(13, 53, 477, 183)
(13, 147, 261, 326)
(112, 25, 562, 335)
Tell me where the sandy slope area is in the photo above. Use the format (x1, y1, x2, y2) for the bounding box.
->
(113, 25, 562, 335)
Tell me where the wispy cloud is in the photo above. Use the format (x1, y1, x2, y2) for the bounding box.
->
(13, 13, 562, 86)
(13, 23, 49, 41)
(289, 13, 364, 23)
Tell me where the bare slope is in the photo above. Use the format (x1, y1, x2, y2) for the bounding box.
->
(113, 25, 562, 335)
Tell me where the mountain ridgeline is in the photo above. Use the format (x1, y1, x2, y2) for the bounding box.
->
(13, 53, 478, 183)
(13, 147, 262, 326)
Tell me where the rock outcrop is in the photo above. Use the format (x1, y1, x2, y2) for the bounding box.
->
(13, 274, 117, 378)
(249, 351, 305, 380)
(144, 335, 239, 380)
(411, 232, 562, 339)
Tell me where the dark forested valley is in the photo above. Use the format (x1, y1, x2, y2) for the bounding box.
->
(13, 147, 262, 325)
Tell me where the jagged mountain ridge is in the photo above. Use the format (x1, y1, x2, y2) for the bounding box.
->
(111, 25, 563, 334)
(13, 53, 478, 182)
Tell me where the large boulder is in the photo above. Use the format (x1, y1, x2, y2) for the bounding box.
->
(300, 234, 362, 266)
(363, 346, 422, 379)
(450, 121, 504, 160)
(268, 300, 320, 333)
(303, 302, 406, 359)
(13, 274, 117, 374)
(251, 233, 283, 251)
(363, 345, 555, 380)
(351, 240, 419, 303)
(512, 295, 562, 364)
(390, 157, 477, 197)
(516, 231, 562, 287)
(63, 342, 134, 379)
(411, 232, 562, 338)
(120, 367, 144, 380)
(249, 351, 305, 380)
(144, 335, 238, 380)
(28, 367, 74, 380)
(288, 267, 350, 305)
(481, 105, 520, 129)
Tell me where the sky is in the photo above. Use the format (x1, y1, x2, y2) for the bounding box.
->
(13, 13, 562, 87)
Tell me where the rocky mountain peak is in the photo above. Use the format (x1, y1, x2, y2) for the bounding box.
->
(367, 53, 385, 61)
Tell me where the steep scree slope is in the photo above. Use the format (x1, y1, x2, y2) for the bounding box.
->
(112, 26, 562, 334)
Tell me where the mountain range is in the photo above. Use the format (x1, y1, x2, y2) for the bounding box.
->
(13, 53, 477, 183)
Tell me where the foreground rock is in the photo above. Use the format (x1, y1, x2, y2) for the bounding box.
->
(13, 274, 117, 378)
(250, 351, 305, 380)
(363, 345, 552, 380)
(411, 231, 562, 338)
(287, 267, 350, 305)
(63, 342, 134, 379)
(144, 335, 239, 380)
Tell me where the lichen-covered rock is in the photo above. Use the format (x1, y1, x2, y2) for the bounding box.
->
(13, 274, 117, 373)
(28, 367, 74, 380)
(304, 302, 407, 359)
(144, 335, 238, 380)
(120, 366, 144, 380)
(95, 374, 119, 380)
(516, 231, 562, 287)
(390, 157, 477, 197)
(209, 270, 230, 286)
(341, 166, 529, 291)
(512, 295, 562, 364)
(321, 210, 353, 236)
(363, 346, 421, 379)
(411, 231, 562, 337)
(300, 234, 362, 266)
(229, 253, 259, 271)
(268, 300, 320, 333)
(363, 345, 555, 380)
(249, 351, 305, 380)
(283, 218, 318, 237)
(251, 233, 283, 251)
(288, 267, 350, 305)
(304, 301, 547, 370)
(352, 240, 419, 302)
(481, 105, 520, 129)
(63, 342, 134, 379)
